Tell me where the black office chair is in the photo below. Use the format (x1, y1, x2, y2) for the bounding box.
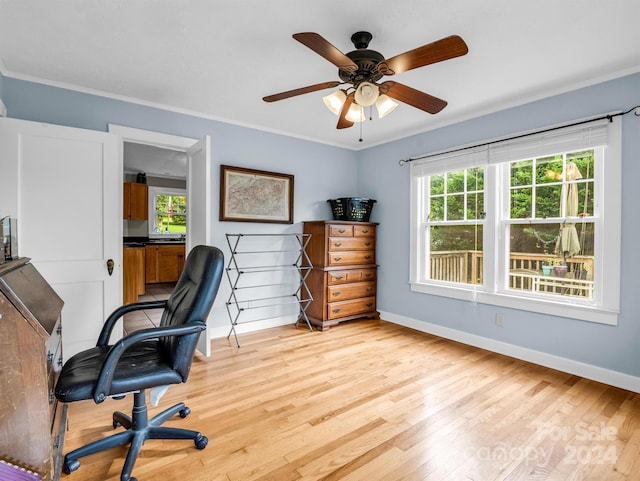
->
(55, 245, 224, 481)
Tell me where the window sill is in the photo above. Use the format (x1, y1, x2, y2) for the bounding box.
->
(409, 281, 618, 326)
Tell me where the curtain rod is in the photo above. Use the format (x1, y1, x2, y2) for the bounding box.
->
(398, 105, 640, 166)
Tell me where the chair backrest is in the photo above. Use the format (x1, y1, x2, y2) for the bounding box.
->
(159, 245, 224, 379)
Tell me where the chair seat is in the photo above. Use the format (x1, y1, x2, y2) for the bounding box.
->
(55, 341, 183, 403)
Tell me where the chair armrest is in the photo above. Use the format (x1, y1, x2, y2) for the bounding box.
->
(93, 322, 206, 403)
(96, 300, 168, 348)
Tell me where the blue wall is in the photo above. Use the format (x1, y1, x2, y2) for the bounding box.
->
(3, 71, 639, 382)
(358, 72, 640, 378)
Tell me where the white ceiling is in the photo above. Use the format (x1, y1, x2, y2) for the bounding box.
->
(1, 1, 639, 150)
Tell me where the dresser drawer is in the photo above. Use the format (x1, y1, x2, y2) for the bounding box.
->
(328, 237, 375, 251)
(327, 296, 376, 320)
(327, 268, 377, 285)
(328, 281, 376, 302)
(354, 225, 376, 237)
(329, 224, 354, 236)
(328, 250, 375, 266)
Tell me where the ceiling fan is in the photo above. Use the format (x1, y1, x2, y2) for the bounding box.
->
(263, 31, 469, 129)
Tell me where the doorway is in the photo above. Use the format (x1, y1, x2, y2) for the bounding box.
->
(108, 124, 213, 355)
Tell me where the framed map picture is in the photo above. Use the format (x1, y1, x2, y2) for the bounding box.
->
(220, 165, 294, 223)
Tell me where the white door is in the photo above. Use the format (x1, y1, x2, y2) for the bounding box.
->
(186, 135, 213, 356)
(0, 118, 121, 360)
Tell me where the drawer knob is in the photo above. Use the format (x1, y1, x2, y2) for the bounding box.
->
(332, 308, 341, 313)
(365, 242, 371, 246)
(362, 229, 369, 233)
(334, 257, 342, 261)
(366, 287, 373, 291)
(364, 273, 372, 278)
(334, 242, 342, 247)
(335, 276, 344, 280)
(332, 291, 341, 297)
(338, 229, 346, 233)
(366, 302, 373, 307)
(365, 255, 371, 260)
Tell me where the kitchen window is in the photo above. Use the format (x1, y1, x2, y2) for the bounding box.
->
(409, 116, 621, 324)
(148, 186, 187, 236)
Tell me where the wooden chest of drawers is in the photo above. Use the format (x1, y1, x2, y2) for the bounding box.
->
(303, 220, 379, 330)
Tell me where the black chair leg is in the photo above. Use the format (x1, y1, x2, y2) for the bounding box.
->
(62, 390, 208, 481)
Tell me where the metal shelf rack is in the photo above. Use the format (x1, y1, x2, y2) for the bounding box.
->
(224, 233, 313, 346)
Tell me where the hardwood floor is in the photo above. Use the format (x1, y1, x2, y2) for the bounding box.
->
(62, 320, 640, 481)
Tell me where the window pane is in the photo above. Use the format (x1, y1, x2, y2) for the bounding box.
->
(448, 194, 465, 220)
(535, 184, 562, 218)
(536, 155, 563, 184)
(511, 160, 532, 187)
(431, 174, 444, 195)
(467, 192, 484, 220)
(430, 196, 444, 221)
(447, 170, 465, 194)
(508, 222, 595, 299)
(430, 225, 483, 285)
(466, 167, 484, 191)
(510, 187, 532, 219)
(154, 193, 187, 234)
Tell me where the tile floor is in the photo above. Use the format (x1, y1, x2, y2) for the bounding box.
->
(123, 283, 175, 335)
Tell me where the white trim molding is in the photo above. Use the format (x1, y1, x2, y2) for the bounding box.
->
(380, 310, 640, 393)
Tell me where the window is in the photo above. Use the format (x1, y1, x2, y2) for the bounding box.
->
(148, 186, 187, 236)
(410, 117, 621, 324)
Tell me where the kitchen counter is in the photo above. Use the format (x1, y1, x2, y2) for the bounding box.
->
(123, 237, 185, 247)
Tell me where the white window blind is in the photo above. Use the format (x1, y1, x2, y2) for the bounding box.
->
(410, 116, 611, 176)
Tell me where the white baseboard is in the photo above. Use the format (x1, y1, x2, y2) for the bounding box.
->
(379, 310, 640, 393)
(208, 314, 300, 342)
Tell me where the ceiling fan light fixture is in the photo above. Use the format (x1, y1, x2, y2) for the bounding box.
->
(322, 90, 347, 115)
(354, 81, 379, 107)
(375, 94, 398, 118)
(345, 103, 365, 123)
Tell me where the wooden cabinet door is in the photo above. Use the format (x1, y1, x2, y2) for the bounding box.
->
(157, 245, 185, 282)
(145, 245, 185, 284)
(145, 245, 159, 283)
(123, 247, 145, 304)
(123, 182, 148, 220)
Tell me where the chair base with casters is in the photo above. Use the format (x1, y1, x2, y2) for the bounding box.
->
(55, 245, 225, 481)
(62, 390, 208, 481)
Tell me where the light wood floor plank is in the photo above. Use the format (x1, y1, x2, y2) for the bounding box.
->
(61, 320, 639, 481)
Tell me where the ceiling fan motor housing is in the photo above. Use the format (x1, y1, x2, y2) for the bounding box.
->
(339, 31, 384, 85)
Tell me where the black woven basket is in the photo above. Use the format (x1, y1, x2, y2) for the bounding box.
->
(327, 197, 376, 222)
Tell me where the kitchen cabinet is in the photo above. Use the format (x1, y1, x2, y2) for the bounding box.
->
(302, 220, 379, 331)
(123, 247, 145, 304)
(145, 244, 186, 284)
(123, 182, 148, 220)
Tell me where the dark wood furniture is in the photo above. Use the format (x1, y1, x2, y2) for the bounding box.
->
(0, 258, 66, 481)
(302, 220, 379, 331)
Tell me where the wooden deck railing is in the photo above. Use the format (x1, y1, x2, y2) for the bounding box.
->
(430, 251, 595, 298)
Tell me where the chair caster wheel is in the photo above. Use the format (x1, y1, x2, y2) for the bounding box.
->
(195, 435, 208, 450)
(179, 407, 191, 418)
(63, 458, 80, 474)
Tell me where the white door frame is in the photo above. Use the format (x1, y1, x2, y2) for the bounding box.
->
(107, 124, 214, 356)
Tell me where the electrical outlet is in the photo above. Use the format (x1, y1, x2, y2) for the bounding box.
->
(495, 313, 505, 327)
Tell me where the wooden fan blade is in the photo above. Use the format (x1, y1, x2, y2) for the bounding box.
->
(379, 81, 448, 114)
(293, 32, 358, 73)
(377, 35, 468, 76)
(263, 81, 341, 102)
(337, 92, 355, 129)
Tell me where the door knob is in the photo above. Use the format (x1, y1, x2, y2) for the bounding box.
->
(107, 259, 114, 276)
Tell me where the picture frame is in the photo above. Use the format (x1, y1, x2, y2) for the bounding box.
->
(220, 165, 294, 224)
